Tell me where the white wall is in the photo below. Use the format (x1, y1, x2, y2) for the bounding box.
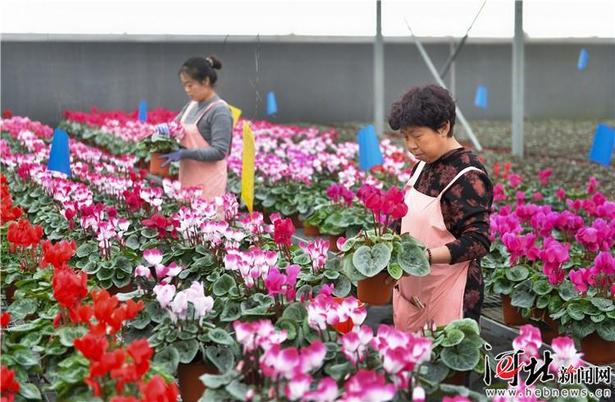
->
(2, 0, 614, 38)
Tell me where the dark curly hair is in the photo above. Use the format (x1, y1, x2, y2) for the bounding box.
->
(388, 84, 456, 137)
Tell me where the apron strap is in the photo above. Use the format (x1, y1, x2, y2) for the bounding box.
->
(436, 166, 484, 200)
(405, 161, 426, 189)
(179, 101, 198, 124)
(194, 99, 228, 126)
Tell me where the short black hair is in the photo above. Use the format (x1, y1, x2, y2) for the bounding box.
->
(179, 55, 223, 86)
(388, 84, 456, 137)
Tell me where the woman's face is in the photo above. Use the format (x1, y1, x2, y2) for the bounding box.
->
(180, 72, 212, 102)
(401, 122, 451, 163)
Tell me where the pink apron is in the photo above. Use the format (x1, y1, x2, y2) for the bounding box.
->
(178, 100, 229, 201)
(393, 161, 483, 332)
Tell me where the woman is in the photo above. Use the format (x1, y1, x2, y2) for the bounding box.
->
(158, 55, 233, 201)
(389, 84, 493, 332)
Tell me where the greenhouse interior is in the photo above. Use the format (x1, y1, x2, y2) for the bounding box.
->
(1, 0, 615, 401)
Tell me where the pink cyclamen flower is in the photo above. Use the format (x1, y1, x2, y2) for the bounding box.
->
(343, 369, 396, 402)
(134, 265, 152, 279)
(336, 236, 347, 251)
(304, 377, 338, 402)
(155, 262, 182, 280)
(153, 283, 176, 308)
(301, 341, 327, 373)
(513, 324, 542, 362)
(143, 248, 163, 266)
(412, 386, 425, 402)
(285, 374, 312, 401)
(549, 336, 583, 373)
(555, 188, 566, 201)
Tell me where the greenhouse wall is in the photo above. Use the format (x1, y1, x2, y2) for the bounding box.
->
(2, 39, 614, 125)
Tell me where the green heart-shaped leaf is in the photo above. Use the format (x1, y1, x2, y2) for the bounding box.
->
(397, 241, 430, 277)
(352, 244, 391, 278)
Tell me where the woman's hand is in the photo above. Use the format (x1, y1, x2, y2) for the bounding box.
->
(154, 123, 170, 136)
(161, 150, 183, 167)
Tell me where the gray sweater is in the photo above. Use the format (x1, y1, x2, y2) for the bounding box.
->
(176, 95, 233, 162)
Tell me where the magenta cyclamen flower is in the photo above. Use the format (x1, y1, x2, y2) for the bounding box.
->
(537, 168, 552, 186)
(264, 265, 300, 301)
(593, 251, 615, 276)
(530, 210, 560, 238)
(326, 184, 354, 206)
(539, 238, 570, 285)
(576, 219, 614, 253)
(509, 174, 522, 188)
(493, 183, 507, 202)
(502, 232, 538, 265)
(568, 268, 594, 293)
(554, 211, 585, 234)
(489, 213, 522, 240)
(587, 176, 599, 194)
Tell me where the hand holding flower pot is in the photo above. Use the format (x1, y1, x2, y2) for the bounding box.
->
(138, 122, 185, 177)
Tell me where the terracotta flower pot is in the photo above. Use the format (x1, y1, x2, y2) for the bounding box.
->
(501, 295, 525, 326)
(4, 284, 16, 304)
(290, 214, 303, 228)
(444, 370, 469, 386)
(303, 223, 320, 237)
(178, 361, 218, 402)
(529, 309, 560, 344)
(357, 272, 394, 305)
(329, 235, 341, 252)
(149, 152, 170, 177)
(580, 333, 615, 365)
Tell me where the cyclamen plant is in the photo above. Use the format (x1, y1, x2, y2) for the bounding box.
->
(203, 315, 434, 402)
(139, 121, 185, 154)
(339, 183, 430, 282)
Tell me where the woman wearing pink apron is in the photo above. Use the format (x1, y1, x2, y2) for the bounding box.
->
(158, 55, 233, 201)
(388, 85, 493, 333)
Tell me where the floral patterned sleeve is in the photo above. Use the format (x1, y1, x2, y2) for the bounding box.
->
(441, 170, 493, 264)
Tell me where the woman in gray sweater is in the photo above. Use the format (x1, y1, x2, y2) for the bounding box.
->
(160, 55, 233, 200)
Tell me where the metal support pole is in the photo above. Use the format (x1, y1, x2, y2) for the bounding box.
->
(449, 40, 457, 97)
(412, 34, 483, 151)
(374, 0, 385, 137)
(440, 34, 469, 79)
(512, 0, 525, 157)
